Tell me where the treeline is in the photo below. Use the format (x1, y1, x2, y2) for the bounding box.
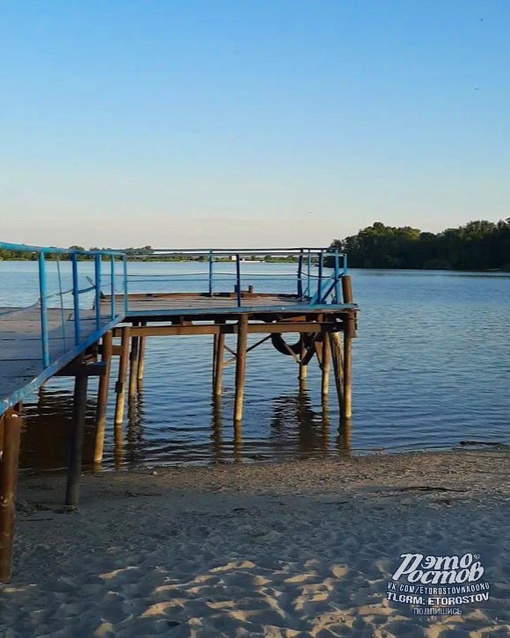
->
(330, 219, 510, 271)
(0, 245, 154, 261)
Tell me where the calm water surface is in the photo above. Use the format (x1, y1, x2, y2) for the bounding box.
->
(2, 261, 509, 470)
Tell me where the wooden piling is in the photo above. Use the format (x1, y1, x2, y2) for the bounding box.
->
(0, 409, 22, 583)
(338, 417, 352, 456)
(114, 326, 131, 426)
(340, 276, 355, 418)
(321, 333, 330, 398)
(128, 326, 140, 399)
(342, 275, 353, 304)
(114, 417, 124, 469)
(137, 323, 147, 385)
(212, 334, 218, 381)
(343, 319, 354, 419)
(65, 362, 89, 507)
(329, 332, 344, 411)
(94, 331, 113, 464)
(299, 334, 308, 381)
(233, 314, 248, 423)
(213, 322, 225, 396)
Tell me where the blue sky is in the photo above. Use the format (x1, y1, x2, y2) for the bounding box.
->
(1, 0, 509, 248)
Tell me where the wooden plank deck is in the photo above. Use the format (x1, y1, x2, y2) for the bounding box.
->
(104, 292, 357, 321)
(0, 307, 119, 413)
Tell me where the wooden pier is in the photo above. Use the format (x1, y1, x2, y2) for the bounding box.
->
(0, 245, 358, 582)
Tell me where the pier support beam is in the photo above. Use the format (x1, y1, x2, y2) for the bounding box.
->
(128, 324, 140, 400)
(321, 332, 330, 399)
(212, 321, 225, 396)
(137, 323, 147, 387)
(114, 326, 131, 426)
(340, 276, 355, 420)
(329, 332, 344, 413)
(233, 315, 248, 424)
(298, 333, 309, 384)
(65, 360, 89, 507)
(94, 331, 113, 464)
(0, 408, 22, 583)
(338, 416, 352, 456)
(343, 319, 354, 419)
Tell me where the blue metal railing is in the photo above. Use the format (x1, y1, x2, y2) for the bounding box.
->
(0, 242, 128, 369)
(124, 247, 348, 308)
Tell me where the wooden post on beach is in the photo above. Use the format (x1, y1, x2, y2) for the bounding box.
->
(0, 408, 22, 583)
(128, 324, 140, 400)
(65, 360, 89, 507)
(213, 321, 225, 396)
(114, 326, 131, 426)
(233, 314, 248, 423)
(94, 331, 113, 464)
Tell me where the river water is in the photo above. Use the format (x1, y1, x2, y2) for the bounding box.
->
(1, 261, 509, 470)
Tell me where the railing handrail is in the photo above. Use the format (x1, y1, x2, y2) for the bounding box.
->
(119, 247, 347, 308)
(0, 242, 128, 369)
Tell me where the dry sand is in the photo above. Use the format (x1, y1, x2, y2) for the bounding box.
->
(1, 450, 510, 637)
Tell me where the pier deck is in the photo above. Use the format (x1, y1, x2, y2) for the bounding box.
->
(111, 291, 357, 321)
(0, 244, 357, 583)
(0, 307, 121, 412)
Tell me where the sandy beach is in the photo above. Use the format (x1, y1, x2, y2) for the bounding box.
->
(1, 450, 510, 637)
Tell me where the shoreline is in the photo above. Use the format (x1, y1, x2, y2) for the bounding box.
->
(4, 450, 510, 636)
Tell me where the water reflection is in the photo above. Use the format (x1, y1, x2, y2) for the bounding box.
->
(20, 386, 97, 471)
(125, 391, 146, 468)
(337, 417, 352, 457)
(269, 384, 330, 459)
(211, 397, 223, 463)
(19, 383, 352, 471)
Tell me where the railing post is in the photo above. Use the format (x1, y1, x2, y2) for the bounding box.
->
(306, 249, 311, 297)
(235, 254, 241, 307)
(38, 252, 50, 367)
(297, 250, 303, 298)
(208, 250, 214, 297)
(110, 255, 116, 321)
(94, 254, 102, 329)
(71, 254, 80, 345)
(317, 250, 324, 303)
(334, 252, 341, 303)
